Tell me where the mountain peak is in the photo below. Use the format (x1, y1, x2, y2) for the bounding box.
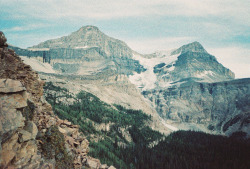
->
(171, 41, 207, 55)
(77, 25, 100, 32)
(29, 25, 133, 58)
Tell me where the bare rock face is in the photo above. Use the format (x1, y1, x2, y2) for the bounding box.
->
(143, 78, 250, 136)
(0, 79, 26, 93)
(0, 31, 115, 169)
(0, 79, 26, 138)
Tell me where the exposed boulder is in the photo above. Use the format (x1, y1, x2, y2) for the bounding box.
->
(86, 157, 101, 169)
(0, 79, 26, 93)
(23, 121, 38, 139)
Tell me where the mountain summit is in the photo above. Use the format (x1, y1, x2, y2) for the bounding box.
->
(31, 25, 133, 58)
(28, 26, 145, 75)
(171, 41, 207, 55)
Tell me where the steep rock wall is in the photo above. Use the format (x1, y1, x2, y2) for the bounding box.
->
(143, 79, 250, 136)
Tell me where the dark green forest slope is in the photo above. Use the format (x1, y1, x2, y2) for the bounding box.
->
(44, 82, 250, 169)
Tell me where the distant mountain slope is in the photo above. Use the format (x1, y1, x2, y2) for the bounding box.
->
(31, 25, 133, 58)
(11, 26, 145, 75)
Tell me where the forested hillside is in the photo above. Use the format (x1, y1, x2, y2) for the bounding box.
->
(44, 82, 163, 168)
(44, 82, 250, 169)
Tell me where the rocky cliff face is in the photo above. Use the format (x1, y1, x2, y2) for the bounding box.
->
(0, 32, 114, 168)
(143, 78, 250, 136)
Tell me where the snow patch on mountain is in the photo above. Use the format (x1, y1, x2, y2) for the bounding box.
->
(129, 52, 180, 90)
(74, 46, 98, 49)
(196, 70, 214, 78)
(27, 48, 50, 51)
(20, 56, 55, 73)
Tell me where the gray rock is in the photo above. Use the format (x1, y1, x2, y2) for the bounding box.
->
(0, 79, 26, 93)
(23, 121, 38, 140)
(18, 129, 32, 142)
(0, 93, 27, 109)
(0, 107, 25, 136)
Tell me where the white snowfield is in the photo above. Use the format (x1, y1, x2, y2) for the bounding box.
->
(27, 48, 50, 51)
(129, 51, 180, 91)
(74, 46, 98, 49)
(20, 56, 55, 74)
(196, 70, 214, 78)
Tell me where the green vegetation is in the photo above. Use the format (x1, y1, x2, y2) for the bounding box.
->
(44, 82, 250, 169)
(44, 82, 163, 168)
(40, 126, 74, 169)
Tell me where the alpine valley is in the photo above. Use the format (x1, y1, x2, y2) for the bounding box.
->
(1, 26, 249, 169)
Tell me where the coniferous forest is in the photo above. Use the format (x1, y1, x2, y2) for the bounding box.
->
(44, 82, 250, 169)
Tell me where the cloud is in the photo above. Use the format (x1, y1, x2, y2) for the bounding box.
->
(1, 0, 249, 25)
(2, 23, 50, 32)
(208, 47, 250, 78)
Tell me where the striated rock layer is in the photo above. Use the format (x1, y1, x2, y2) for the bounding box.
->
(0, 32, 113, 168)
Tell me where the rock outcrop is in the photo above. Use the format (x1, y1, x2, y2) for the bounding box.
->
(0, 32, 114, 168)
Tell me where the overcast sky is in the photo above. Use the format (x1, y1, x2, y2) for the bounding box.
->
(0, 0, 249, 78)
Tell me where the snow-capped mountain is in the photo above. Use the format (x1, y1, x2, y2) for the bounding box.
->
(129, 42, 234, 91)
